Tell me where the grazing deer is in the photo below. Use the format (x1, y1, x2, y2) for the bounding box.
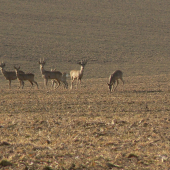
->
(0, 62, 24, 89)
(70, 60, 87, 89)
(39, 59, 63, 88)
(51, 69, 68, 89)
(107, 70, 124, 92)
(14, 66, 38, 89)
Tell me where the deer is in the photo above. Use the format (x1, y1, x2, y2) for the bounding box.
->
(39, 59, 63, 88)
(70, 59, 87, 89)
(14, 66, 38, 89)
(0, 62, 24, 89)
(51, 69, 68, 89)
(107, 70, 124, 92)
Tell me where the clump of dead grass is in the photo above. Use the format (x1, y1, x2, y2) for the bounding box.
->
(0, 75, 170, 169)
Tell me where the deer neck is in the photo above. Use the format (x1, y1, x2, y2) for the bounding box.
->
(0, 67, 5, 75)
(78, 66, 84, 79)
(80, 66, 84, 74)
(40, 65, 45, 74)
(15, 70, 19, 76)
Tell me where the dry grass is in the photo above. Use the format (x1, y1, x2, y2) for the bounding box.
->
(0, 76, 170, 169)
(1, 0, 170, 169)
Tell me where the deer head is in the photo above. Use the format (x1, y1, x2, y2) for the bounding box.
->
(14, 66, 21, 73)
(77, 60, 87, 67)
(0, 62, 5, 68)
(39, 58, 46, 65)
(107, 83, 112, 92)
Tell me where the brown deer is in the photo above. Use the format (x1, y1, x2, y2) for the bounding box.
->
(51, 69, 68, 89)
(14, 66, 38, 89)
(70, 60, 87, 89)
(39, 59, 63, 88)
(107, 70, 124, 92)
(0, 62, 24, 89)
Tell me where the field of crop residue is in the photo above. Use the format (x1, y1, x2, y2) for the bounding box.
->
(0, 75, 170, 170)
(1, 0, 170, 169)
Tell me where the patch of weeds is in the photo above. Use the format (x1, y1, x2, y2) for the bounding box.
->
(25, 135, 31, 138)
(106, 162, 123, 169)
(0, 141, 11, 146)
(27, 163, 38, 170)
(43, 166, 53, 170)
(127, 153, 139, 160)
(0, 160, 13, 166)
(68, 163, 76, 170)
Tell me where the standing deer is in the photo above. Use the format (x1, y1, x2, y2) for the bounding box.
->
(107, 70, 124, 92)
(39, 59, 63, 88)
(0, 62, 24, 89)
(70, 60, 87, 89)
(51, 69, 68, 89)
(14, 66, 38, 89)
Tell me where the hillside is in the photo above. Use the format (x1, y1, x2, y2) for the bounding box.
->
(1, 0, 170, 82)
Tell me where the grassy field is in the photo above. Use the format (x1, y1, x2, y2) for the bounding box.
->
(1, 0, 170, 169)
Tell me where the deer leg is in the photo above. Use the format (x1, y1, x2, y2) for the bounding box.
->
(70, 78, 74, 89)
(60, 81, 64, 89)
(18, 80, 22, 89)
(79, 79, 81, 87)
(62, 81, 68, 89)
(111, 85, 113, 92)
(51, 80, 55, 88)
(64, 81, 68, 89)
(44, 79, 48, 88)
(52, 80, 57, 88)
(114, 80, 119, 91)
(76, 79, 79, 89)
(22, 81, 24, 88)
(54, 80, 57, 88)
(55, 80, 60, 89)
(33, 81, 38, 89)
(121, 78, 124, 85)
(28, 80, 33, 88)
(109, 84, 113, 93)
(9, 80, 11, 89)
(22, 80, 25, 89)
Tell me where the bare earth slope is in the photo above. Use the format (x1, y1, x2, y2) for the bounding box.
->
(1, 0, 170, 79)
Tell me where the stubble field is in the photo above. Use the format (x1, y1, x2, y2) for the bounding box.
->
(1, 0, 170, 169)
